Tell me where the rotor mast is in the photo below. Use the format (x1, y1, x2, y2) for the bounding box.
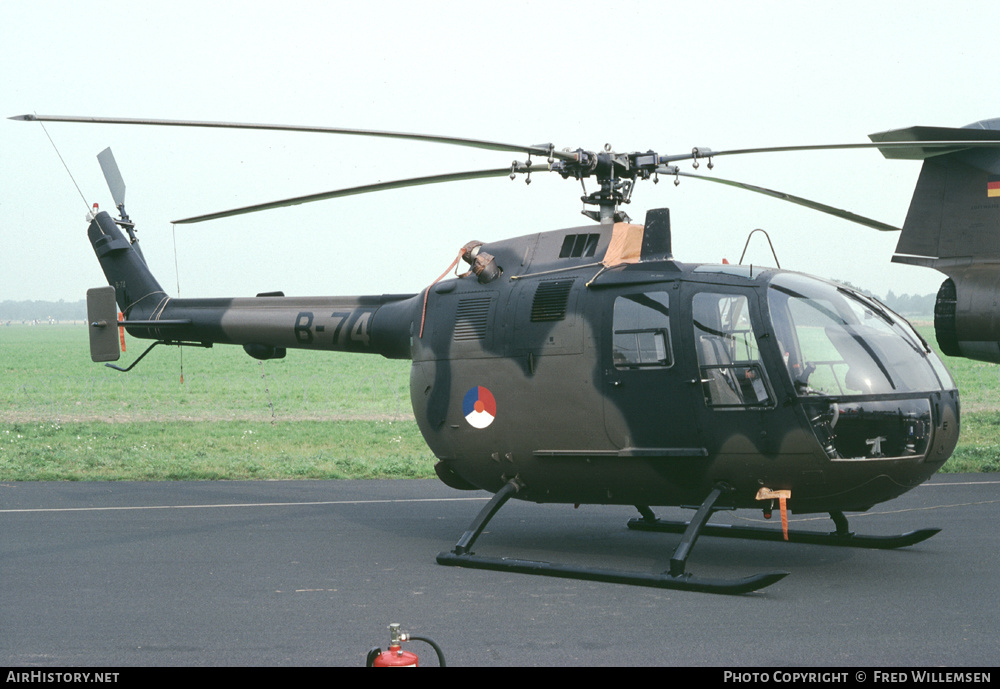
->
(571, 146, 641, 224)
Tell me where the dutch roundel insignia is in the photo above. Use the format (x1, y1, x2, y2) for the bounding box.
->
(463, 386, 497, 429)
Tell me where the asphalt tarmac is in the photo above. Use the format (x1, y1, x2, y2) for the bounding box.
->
(1, 474, 998, 667)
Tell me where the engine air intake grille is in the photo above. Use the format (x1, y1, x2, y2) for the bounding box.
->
(454, 297, 492, 341)
(531, 280, 574, 322)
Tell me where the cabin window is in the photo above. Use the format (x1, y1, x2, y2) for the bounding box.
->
(612, 292, 672, 368)
(559, 233, 600, 258)
(693, 292, 772, 407)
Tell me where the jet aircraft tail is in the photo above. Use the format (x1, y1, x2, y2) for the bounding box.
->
(872, 118, 1000, 362)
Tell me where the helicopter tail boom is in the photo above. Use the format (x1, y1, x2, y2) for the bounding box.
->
(87, 210, 417, 361)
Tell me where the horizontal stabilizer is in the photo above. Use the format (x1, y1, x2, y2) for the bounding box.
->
(870, 119, 1000, 160)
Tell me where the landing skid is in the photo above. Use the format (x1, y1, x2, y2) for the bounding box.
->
(628, 508, 940, 550)
(436, 480, 789, 595)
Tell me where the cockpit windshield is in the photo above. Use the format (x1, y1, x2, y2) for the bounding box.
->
(767, 273, 953, 397)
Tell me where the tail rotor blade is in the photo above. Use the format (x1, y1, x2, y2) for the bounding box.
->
(97, 147, 126, 208)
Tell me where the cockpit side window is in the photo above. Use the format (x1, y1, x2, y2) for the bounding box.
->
(693, 292, 772, 407)
(612, 292, 672, 369)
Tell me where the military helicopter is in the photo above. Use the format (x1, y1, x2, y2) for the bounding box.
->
(15, 114, 1000, 594)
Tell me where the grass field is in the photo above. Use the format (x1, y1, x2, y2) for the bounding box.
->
(2, 323, 999, 479)
(1, 324, 432, 480)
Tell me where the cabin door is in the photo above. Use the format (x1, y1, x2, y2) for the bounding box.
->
(602, 286, 704, 455)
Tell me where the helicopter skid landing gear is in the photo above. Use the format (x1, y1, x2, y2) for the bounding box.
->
(436, 480, 789, 595)
(628, 507, 940, 550)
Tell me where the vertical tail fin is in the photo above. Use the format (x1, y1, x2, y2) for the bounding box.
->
(88, 210, 168, 320)
(871, 118, 1000, 268)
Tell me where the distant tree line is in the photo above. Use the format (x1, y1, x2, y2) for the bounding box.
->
(881, 290, 936, 317)
(835, 281, 936, 318)
(0, 300, 87, 322)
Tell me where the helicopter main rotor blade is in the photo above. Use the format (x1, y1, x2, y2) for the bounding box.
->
(19, 113, 1000, 167)
(674, 139, 1000, 163)
(668, 169, 900, 233)
(173, 166, 537, 224)
(11, 114, 576, 162)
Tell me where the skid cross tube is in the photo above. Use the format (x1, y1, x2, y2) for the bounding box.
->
(437, 480, 788, 594)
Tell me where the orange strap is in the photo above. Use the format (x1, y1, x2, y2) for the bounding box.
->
(755, 487, 791, 541)
(118, 312, 126, 352)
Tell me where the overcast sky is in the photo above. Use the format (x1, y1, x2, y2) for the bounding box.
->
(3, 0, 999, 303)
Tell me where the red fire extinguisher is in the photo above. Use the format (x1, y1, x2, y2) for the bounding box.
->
(366, 623, 446, 667)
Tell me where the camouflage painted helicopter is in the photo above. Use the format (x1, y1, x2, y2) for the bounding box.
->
(15, 114, 1000, 593)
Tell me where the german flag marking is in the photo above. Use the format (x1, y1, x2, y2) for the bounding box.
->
(988, 176, 1000, 198)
